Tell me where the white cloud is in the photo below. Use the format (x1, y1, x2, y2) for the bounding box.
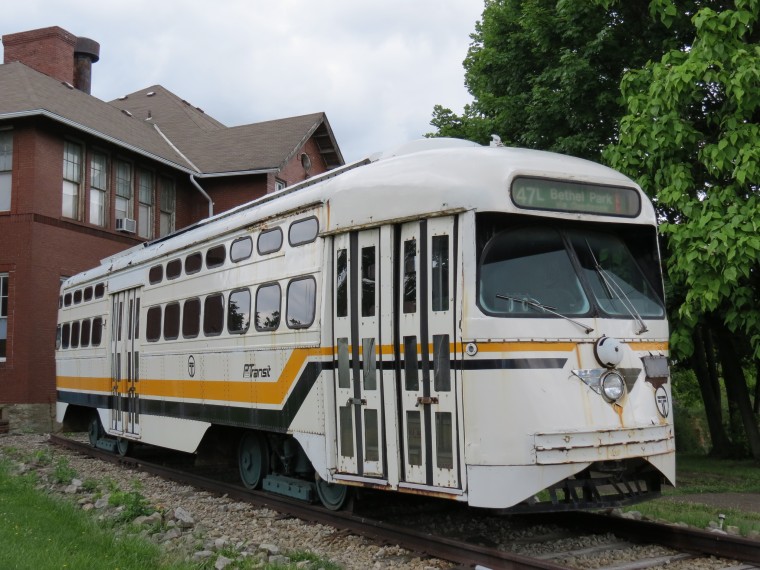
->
(2, 0, 482, 161)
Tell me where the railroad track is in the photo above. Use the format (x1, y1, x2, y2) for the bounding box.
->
(49, 435, 759, 570)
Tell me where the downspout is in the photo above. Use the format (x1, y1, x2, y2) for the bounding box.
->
(150, 124, 213, 218)
(190, 174, 214, 218)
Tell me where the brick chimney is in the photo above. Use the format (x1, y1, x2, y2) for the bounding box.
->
(2, 26, 99, 93)
(73, 36, 100, 94)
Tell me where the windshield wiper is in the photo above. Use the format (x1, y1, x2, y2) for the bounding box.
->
(495, 294, 594, 334)
(584, 240, 648, 334)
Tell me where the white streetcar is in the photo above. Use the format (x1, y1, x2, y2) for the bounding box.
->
(56, 138, 675, 511)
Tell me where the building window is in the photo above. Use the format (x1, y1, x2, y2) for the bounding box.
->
(159, 177, 175, 237)
(0, 131, 12, 211)
(138, 169, 154, 239)
(275, 179, 286, 192)
(62, 141, 82, 219)
(115, 161, 133, 223)
(89, 152, 108, 226)
(0, 274, 7, 360)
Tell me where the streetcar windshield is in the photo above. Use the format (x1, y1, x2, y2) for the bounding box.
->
(477, 216, 665, 319)
(480, 226, 589, 316)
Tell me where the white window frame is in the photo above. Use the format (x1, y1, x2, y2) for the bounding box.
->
(115, 160, 133, 223)
(89, 152, 108, 226)
(0, 273, 8, 361)
(138, 168, 154, 239)
(0, 130, 12, 212)
(158, 176, 175, 237)
(62, 141, 82, 220)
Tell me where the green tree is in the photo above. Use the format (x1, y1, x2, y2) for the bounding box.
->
(429, 0, 706, 160)
(605, 0, 760, 458)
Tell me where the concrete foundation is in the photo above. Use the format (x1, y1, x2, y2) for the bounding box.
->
(0, 403, 56, 433)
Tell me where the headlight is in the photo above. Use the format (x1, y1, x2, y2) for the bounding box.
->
(601, 371, 625, 403)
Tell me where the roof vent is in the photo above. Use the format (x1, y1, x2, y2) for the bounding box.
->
(118, 95, 128, 100)
(121, 109, 132, 117)
(61, 81, 74, 90)
(146, 91, 155, 97)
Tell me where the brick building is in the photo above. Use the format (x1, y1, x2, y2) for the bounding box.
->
(0, 26, 344, 431)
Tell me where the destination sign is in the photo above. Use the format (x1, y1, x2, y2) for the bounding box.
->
(510, 177, 641, 217)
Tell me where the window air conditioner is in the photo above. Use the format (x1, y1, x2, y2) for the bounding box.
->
(116, 217, 137, 233)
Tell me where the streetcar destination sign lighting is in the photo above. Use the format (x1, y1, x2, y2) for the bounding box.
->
(511, 177, 641, 217)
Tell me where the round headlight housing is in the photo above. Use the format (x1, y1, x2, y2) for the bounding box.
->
(601, 371, 625, 403)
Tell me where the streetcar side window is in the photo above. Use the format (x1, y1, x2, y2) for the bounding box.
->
(361, 246, 376, 317)
(431, 235, 449, 312)
(62, 323, 70, 349)
(92, 317, 103, 346)
(81, 318, 91, 347)
(289, 217, 319, 247)
(146, 306, 162, 342)
(182, 298, 201, 339)
(258, 228, 283, 255)
(206, 245, 226, 269)
(163, 302, 180, 340)
(64, 293, 72, 307)
(403, 239, 417, 313)
(71, 321, 80, 348)
(336, 249, 348, 318)
(228, 289, 251, 334)
(149, 265, 163, 284)
(94, 283, 105, 298)
(56, 324, 61, 350)
(286, 277, 316, 329)
(255, 283, 281, 331)
(185, 252, 202, 275)
(74, 290, 82, 304)
(203, 293, 224, 336)
(230, 237, 253, 263)
(166, 259, 182, 280)
(83, 286, 93, 302)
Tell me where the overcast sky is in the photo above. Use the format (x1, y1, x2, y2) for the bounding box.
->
(3, 1, 484, 163)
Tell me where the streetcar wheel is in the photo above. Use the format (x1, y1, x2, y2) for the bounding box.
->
(116, 437, 130, 457)
(87, 414, 102, 447)
(316, 475, 350, 511)
(238, 431, 269, 489)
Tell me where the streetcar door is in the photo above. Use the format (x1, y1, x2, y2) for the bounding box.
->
(110, 287, 141, 437)
(397, 217, 460, 489)
(333, 229, 386, 478)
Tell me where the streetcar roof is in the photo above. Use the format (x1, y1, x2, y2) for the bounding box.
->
(62, 139, 655, 289)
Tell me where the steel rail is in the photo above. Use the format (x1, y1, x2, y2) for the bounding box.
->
(50, 436, 759, 568)
(49, 435, 564, 570)
(553, 511, 760, 565)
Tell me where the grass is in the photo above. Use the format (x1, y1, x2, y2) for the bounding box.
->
(0, 453, 343, 570)
(624, 454, 760, 536)
(0, 459, 192, 570)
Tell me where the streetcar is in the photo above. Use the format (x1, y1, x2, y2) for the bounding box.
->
(56, 138, 674, 511)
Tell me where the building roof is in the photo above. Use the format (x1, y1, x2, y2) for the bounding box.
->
(109, 86, 343, 173)
(0, 62, 344, 176)
(0, 62, 191, 170)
